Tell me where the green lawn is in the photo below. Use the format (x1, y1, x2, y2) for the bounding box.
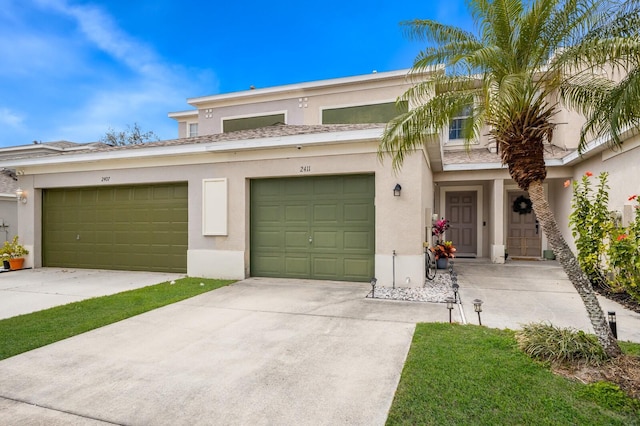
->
(0, 277, 234, 360)
(387, 323, 639, 426)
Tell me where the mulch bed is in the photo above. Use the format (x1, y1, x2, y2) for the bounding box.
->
(595, 285, 640, 315)
(553, 355, 640, 400)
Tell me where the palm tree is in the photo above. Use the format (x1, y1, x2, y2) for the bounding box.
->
(380, 0, 640, 358)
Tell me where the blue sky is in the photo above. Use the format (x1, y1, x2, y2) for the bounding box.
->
(0, 0, 471, 147)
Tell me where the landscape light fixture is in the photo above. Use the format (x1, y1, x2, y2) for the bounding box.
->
(607, 311, 618, 339)
(473, 299, 483, 325)
(370, 277, 378, 298)
(446, 297, 455, 323)
(393, 184, 402, 196)
(15, 188, 26, 204)
(452, 283, 459, 302)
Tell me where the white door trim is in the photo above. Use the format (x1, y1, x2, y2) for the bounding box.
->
(504, 184, 548, 256)
(439, 185, 483, 258)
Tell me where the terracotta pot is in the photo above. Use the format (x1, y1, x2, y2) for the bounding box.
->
(9, 258, 25, 270)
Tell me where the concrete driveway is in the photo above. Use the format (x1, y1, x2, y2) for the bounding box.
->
(0, 277, 446, 425)
(0, 268, 185, 320)
(1, 262, 639, 425)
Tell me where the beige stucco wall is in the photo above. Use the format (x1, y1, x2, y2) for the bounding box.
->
(178, 72, 417, 138)
(16, 139, 432, 283)
(0, 197, 18, 244)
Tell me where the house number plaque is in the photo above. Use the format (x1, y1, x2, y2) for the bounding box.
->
(299, 166, 311, 173)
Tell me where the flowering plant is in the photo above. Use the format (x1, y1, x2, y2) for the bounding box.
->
(429, 218, 455, 259)
(1, 236, 29, 259)
(432, 218, 450, 243)
(431, 240, 457, 259)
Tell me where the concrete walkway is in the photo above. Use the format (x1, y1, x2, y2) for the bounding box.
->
(455, 259, 640, 342)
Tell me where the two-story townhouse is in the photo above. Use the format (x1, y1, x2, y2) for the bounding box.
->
(3, 69, 638, 285)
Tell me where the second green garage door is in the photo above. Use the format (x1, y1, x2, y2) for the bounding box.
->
(250, 174, 375, 282)
(43, 183, 188, 273)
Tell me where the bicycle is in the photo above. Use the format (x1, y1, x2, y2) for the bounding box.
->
(424, 242, 436, 281)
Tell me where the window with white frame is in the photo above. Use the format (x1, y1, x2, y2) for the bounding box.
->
(448, 105, 473, 140)
(189, 123, 199, 137)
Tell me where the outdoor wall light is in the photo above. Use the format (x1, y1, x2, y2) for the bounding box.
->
(607, 311, 618, 339)
(473, 299, 484, 325)
(15, 188, 26, 204)
(393, 183, 402, 196)
(446, 297, 455, 323)
(370, 277, 378, 298)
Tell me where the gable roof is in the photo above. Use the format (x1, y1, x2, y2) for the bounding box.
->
(0, 124, 386, 168)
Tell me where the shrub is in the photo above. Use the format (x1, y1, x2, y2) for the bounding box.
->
(578, 381, 640, 413)
(608, 195, 640, 300)
(569, 172, 640, 302)
(515, 322, 607, 366)
(569, 172, 612, 288)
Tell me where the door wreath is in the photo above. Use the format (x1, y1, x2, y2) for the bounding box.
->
(512, 195, 533, 214)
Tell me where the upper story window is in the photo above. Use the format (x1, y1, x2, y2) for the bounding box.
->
(322, 101, 408, 124)
(222, 113, 285, 133)
(448, 105, 473, 140)
(189, 123, 199, 137)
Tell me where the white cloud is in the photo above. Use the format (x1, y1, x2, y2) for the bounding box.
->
(6, 0, 221, 143)
(35, 0, 169, 82)
(0, 107, 24, 128)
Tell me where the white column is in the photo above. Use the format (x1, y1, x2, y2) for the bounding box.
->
(490, 179, 505, 263)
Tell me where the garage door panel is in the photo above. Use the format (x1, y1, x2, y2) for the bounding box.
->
(252, 254, 283, 275)
(43, 183, 187, 273)
(253, 205, 281, 224)
(313, 204, 339, 224)
(312, 256, 338, 278)
(285, 256, 310, 276)
(284, 205, 308, 223)
(251, 175, 374, 282)
(252, 230, 282, 250)
(314, 178, 340, 196)
(284, 180, 310, 196)
(313, 231, 339, 250)
(343, 257, 373, 280)
(344, 203, 372, 223)
(284, 230, 309, 249)
(344, 231, 372, 251)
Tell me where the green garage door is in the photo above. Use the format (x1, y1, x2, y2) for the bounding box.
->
(251, 175, 375, 282)
(43, 183, 188, 273)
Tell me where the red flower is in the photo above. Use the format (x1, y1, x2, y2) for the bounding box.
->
(629, 194, 638, 201)
(563, 180, 571, 188)
(585, 171, 593, 177)
(617, 234, 628, 241)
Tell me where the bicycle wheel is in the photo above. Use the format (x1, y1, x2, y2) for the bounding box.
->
(425, 250, 436, 280)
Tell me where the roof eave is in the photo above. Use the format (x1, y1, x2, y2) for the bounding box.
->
(2, 128, 384, 168)
(185, 68, 423, 106)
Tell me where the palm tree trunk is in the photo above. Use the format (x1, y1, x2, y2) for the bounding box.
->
(528, 180, 621, 358)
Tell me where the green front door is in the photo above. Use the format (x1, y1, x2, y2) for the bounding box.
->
(43, 183, 188, 273)
(250, 175, 375, 282)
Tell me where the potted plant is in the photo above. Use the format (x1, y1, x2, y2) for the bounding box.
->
(431, 241, 457, 269)
(430, 218, 456, 269)
(2, 236, 29, 270)
(0, 250, 9, 270)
